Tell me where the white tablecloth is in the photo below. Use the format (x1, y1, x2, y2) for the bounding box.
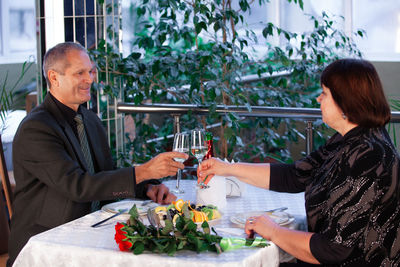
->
(13, 180, 306, 267)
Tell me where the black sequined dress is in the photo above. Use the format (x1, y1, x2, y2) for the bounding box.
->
(271, 126, 400, 266)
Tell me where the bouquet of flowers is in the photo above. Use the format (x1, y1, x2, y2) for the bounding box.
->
(115, 204, 269, 255)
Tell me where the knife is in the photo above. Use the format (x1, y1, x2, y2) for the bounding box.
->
(147, 208, 161, 229)
(265, 207, 288, 213)
(91, 209, 128, 228)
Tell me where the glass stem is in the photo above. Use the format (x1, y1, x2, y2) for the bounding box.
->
(176, 169, 181, 189)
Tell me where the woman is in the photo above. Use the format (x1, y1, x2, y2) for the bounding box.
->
(197, 59, 400, 266)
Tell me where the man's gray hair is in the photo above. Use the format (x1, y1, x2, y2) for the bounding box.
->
(42, 42, 88, 87)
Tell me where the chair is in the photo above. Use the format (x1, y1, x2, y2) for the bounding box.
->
(0, 135, 13, 219)
(0, 134, 13, 258)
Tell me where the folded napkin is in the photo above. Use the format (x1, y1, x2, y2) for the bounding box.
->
(196, 175, 227, 210)
(224, 159, 246, 197)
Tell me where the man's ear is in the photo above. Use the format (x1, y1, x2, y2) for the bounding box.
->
(48, 69, 59, 88)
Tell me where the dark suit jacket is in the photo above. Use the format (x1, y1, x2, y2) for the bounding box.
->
(8, 94, 146, 265)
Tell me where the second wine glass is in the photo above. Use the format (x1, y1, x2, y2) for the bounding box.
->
(191, 129, 209, 189)
(171, 132, 189, 194)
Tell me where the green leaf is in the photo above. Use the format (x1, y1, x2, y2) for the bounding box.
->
(262, 23, 274, 38)
(129, 205, 139, 219)
(201, 221, 210, 234)
(223, 127, 234, 139)
(166, 241, 177, 256)
(133, 241, 145, 255)
(160, 219, 174, 235)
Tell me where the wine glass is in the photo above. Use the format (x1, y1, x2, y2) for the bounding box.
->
(191, 129, 209, 189)
(171, 132, 189, 194)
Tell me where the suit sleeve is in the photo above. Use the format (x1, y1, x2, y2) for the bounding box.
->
(13, 116, 137, 202)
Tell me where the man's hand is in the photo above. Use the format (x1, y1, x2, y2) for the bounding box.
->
(146, 184, 177, 204)
(135, 152, 189, 183)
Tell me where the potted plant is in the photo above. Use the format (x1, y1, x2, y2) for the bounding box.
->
(90, 0, 363, 166)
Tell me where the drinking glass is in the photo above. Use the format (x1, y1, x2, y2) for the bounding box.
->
(172, 132, 189, 194)
(191, 129, 209, 189)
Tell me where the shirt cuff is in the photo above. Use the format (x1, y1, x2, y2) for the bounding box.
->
(132, 166, 161, 199)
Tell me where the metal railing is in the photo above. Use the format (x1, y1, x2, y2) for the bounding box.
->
(117, 102, 400, 155)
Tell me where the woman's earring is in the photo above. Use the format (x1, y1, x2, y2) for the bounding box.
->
(342, 113, 347, 120)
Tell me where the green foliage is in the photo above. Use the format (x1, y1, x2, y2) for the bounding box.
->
(390, 99, 400, 111)
(90, 0, 363, 164)
(0, 61, 34, 127)
(388, 99, 400, 149)
(124, 204, 222, 255)
(118, 205, 268, 255)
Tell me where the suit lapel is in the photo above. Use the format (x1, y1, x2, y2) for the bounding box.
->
(43, 94, 91, 172)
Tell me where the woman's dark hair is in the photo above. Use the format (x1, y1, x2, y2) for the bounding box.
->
(320, 58, 391, 127)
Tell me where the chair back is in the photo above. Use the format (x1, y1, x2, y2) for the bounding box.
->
(0, 135, 13, 219)
(0, 192, 10, 254)
(0, 134, 12, 254)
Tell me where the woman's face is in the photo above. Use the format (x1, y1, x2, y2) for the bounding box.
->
(316, 85, 344, 131)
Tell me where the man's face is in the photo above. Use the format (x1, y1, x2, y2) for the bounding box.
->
(49, 49, 95, 111)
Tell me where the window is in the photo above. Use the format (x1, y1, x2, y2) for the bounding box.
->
(353, 0, 400, 61)
(0, 0, 36, 64)
(252, 0, 400, 61)
(122, 0, 400, 62)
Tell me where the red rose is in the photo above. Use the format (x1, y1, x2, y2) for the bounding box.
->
(115, 222, 125, 231)
(114, 223, 133, 251)
(118, 239, 133, 251)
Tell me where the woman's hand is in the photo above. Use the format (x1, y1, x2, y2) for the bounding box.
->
(245, 215, 320, 264)
(244, 214, 280, 241)
(197, 158, 231, 185)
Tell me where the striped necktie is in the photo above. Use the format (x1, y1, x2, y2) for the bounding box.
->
(74, 114, 99, 211)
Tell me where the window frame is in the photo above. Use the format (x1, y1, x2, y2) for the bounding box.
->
(0, 0, 37, 64)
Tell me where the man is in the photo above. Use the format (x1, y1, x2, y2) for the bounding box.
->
(7, 42, 188, 265)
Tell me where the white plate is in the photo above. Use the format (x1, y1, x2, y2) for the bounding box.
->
(101, 199, 158, 216)
(230, 211, 295, 228)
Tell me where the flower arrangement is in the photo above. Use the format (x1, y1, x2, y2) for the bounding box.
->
(114, 204, 269, 255)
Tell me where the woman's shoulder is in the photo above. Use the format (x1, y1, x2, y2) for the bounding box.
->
(355, 127, 397, 155)
(343, 127, 394, 153)
(344, 127, 399, 175)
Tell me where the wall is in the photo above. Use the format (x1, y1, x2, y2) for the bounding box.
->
(373, 61, 400, 152)
(0, 63, 37, 93)
(373, 61, 400, 101)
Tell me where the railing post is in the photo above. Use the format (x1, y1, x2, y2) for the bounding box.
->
(305, 121, 313, 155)
(173, 114, 181, 134)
